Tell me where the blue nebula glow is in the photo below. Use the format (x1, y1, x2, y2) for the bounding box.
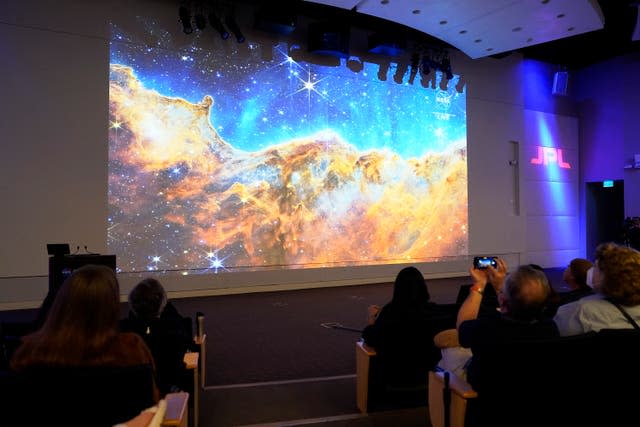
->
(109, 28, 466, 159)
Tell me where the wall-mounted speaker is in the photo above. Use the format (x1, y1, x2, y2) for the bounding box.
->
(552, 71, 569, 96)
(307, 22, 350, 58)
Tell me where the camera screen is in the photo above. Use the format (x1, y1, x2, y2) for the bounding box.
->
(474, 256, 497, 269)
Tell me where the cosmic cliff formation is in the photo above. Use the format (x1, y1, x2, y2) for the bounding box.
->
(108, 64, 467, 272)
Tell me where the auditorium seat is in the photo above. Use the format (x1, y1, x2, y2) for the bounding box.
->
(355, 339, 430, 413)
(355, 340, 377, 413)
(428, 329, 640, 427)
(120, 311, 206, 427)
(0, 321, 34, 369)
(0, 363, 158, 427)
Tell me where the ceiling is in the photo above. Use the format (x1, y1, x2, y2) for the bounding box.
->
(300, 0, 640, 69)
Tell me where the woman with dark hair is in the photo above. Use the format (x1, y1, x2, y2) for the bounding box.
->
(10, 264, 158, 397)
(361, 266, 454, 409)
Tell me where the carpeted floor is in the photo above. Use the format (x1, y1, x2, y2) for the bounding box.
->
(171, 277, 464, 386)
(173, 268, 564, 387)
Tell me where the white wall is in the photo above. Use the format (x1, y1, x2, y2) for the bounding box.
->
(522, 110, 580, 267)
(0, 0, 574, 309)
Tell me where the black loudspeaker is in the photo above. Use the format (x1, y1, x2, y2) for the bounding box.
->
(307, 22, 350, 58)
(46, 243, 70, 257)
(552, 71, 569, 96)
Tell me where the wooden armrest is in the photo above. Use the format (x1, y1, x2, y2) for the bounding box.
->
(356, 340, 377, 356)
(356, 340, 377, 413)
(183, 352, 199, 370)
(162, 392, 189, 427)
(431, 370, 477, 399)
(434, 329, 461, 349)
(428, 371, 477, 427)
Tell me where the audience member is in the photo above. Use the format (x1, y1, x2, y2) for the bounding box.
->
(120, 277, 193, 395)
(453, 259, 535, 318)
(544, 258, 594, 317)
(554, 242, 640, 336)
(434, 259, 512, 378)
(361, 266, 454, 406)
(562, 258, 594, 296)
(10, 264, 159, 400)
(456, 260, 558, 391)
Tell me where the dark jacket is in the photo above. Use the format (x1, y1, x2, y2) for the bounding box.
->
(120, 302, 193, 394)
(362, 302, 454, 388)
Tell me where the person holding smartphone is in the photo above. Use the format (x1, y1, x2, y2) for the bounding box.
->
(455, 260, 558, 391)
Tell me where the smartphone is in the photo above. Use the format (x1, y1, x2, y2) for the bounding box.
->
(473, 256, 497, 269)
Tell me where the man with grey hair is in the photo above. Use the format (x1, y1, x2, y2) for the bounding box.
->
(121, 277, 194, 394)
(456, 259, 559, 392)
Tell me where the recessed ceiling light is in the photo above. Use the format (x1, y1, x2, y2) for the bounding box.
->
(380, 0, 389, 4)
(486, 47, 493, 51)
(412, 9, 420, 14)
(557, 13, 565, 18)
(474, 39, 482, 43)
(541, 0, 550, 4)
(459, 30, 467, 34)
(567, 26, 574, 31)
(512, 27, 522, 32)
(439, 20, 448, 25)
(527, 37, 533, 42)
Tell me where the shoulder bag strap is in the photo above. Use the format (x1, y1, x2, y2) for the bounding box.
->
(607, 298, 640, 330)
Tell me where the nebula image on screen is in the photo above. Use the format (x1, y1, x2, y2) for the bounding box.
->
(108, 24, 468, 274)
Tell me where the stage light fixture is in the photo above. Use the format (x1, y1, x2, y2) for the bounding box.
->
(226, 14, 245, 43)
(179, 6, 193, 34)
(421, 54, 431, 75)
(407, 52, 420, 85)
(377, 62, 390, 81)
(393, 62, 408, 84)
(441, 52, 453, 80)
(346, 56, 364, 73)
(208, 11, 229, 39)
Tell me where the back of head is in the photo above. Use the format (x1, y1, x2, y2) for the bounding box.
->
(569, 258, 593, 288)
(129, 277, 167, 320)
(502, 265, 551, 321)
(46, 264, 121, 334)
(595, 242, 640, 305)
(391, 266, 430, 307)
(13, 264, 121, 368)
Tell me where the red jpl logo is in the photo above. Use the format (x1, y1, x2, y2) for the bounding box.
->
(530, 146, 571, 169)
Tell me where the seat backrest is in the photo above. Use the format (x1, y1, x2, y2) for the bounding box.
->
(1, 363, 156, 427)
(465, 329, 640, 427)
(0, 321, 35, 369)
(360, 307, 456, 413)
